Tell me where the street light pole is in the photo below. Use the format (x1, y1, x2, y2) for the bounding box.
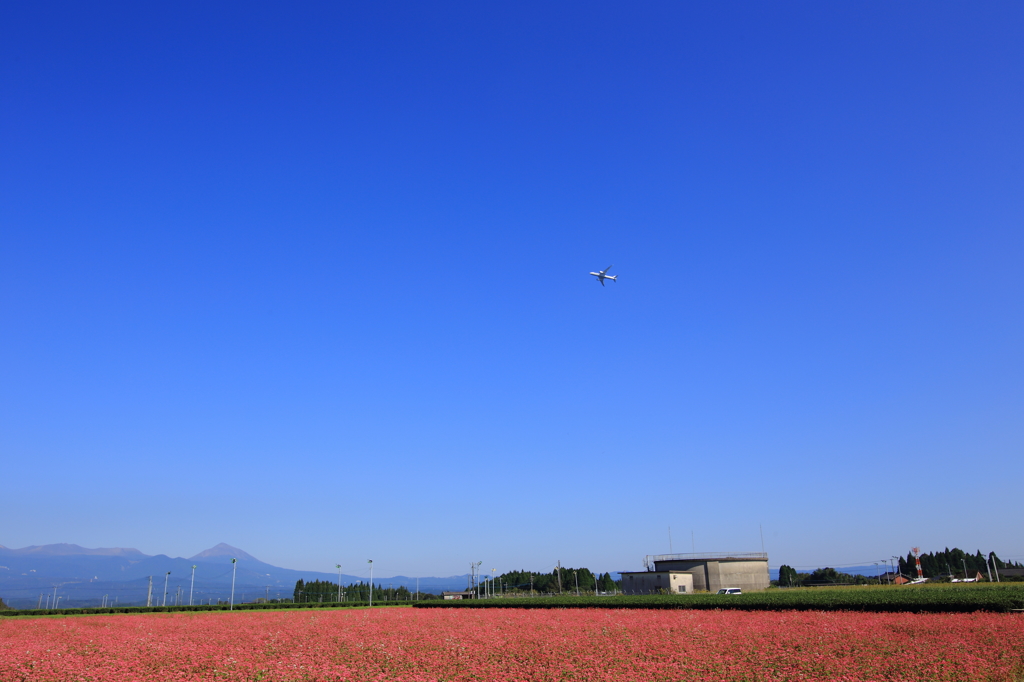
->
(190, 565, 197, 606)
(368, 560, 373, 607)
(230, 558, 237, 610)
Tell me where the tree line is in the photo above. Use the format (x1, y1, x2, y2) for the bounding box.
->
(898, 548, 1018, 579)
(480, 568, 620, 596)
(777, 548, 1021, 586)
(293, 579, 441, 602)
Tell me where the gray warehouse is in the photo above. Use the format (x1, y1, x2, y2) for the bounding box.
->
(620, 552, 769, 594)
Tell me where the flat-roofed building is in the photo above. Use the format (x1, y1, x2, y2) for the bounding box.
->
(620, 552, 769, 594)
(620, 570, 694, 595)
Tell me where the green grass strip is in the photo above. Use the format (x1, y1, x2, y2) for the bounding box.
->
(0, 601, 411, 617)
(412, 585, 1024, 613)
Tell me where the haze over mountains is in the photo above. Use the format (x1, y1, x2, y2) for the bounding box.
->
(0, 543, 471, 608)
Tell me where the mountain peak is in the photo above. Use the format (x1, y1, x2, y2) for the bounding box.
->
(189, 543, 258, 562)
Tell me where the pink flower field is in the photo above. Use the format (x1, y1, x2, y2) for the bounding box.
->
(2, 608, 1022, 681)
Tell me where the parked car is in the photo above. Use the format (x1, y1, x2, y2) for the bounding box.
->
(716, 588, 742, 595)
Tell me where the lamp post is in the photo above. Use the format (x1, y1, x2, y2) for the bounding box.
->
(368, 560, 373, 607)
(190, 565, 197, 606)
(336, 564, 342, 603)
(230, 558, 237, 610)
(163, 572, 171, 607)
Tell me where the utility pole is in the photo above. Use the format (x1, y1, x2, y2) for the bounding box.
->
(53, 585, 58, 608)
(530, 573, 534, 596)
(574, 570, 579, 596)
(336, 564, 342, 603)
(416, 577, 419, 600)
(962, 557, 969, 581)
(557, 561, 562, 594)
(368, 560, 373, 607)
(230, 558, 237, 610)
(190, 565, 197, 606)
(992, 553, 1001, 582)
(163, 572, 171, 607)
(882, 560, 891, 585)
(147, 576, 153, 607)
(986, 553, 993, 582)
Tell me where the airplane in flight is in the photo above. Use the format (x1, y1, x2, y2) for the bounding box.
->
(589, 265, 617, 286)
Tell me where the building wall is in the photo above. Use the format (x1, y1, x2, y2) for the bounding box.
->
(653, 559, 769, 592)
(620, 571, 694, 595)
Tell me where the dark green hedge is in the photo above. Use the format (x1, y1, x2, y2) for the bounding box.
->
(1, 600, 411, 617)
(413, 586, 1024, 613)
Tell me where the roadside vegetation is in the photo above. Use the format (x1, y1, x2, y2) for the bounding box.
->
(0, 600, 409, 618)
(414, 583, 1024, 613)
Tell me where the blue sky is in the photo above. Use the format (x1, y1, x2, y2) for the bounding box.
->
(2, 2, 1021, 578)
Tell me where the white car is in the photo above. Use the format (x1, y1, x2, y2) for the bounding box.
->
(716, 588, 742, 595)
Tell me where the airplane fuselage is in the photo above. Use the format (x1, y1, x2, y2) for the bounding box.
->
(589, 264, 610, 282)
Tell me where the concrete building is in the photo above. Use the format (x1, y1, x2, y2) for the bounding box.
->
(620, 553, 769, 594)
(620, 570, 694, 595)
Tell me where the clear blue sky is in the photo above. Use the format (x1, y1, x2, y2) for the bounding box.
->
(2, 2, 1021, 578)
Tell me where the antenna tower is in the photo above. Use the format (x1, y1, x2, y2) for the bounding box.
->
(911, 547, 924, 580)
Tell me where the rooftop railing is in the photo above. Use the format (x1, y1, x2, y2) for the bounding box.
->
(648, 552, 768, 562)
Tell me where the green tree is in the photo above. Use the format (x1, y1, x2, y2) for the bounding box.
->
(778, 565, 800, 587)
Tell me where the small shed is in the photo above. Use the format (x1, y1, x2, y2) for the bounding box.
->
(442, 591, 474, 600)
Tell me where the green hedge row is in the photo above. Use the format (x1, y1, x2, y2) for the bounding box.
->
(1, 600, 411, 617)
(413, 586, 1024, 613)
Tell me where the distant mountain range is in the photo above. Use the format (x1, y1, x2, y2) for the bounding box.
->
(0, 543, 472, 609)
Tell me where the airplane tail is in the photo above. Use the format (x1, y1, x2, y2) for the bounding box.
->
(607, 275, 617, 282)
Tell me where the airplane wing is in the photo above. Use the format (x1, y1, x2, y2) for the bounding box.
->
(599, 278, 605, 286)
(604, 265, 613, 273)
